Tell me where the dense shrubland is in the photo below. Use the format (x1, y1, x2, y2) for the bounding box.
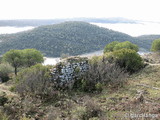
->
(1, 39, 160, 119)
(14, 56, 128, 97)
(1, 54, 129, 119)
(1, 41, 143, 92)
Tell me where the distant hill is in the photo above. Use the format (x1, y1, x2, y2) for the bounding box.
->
(0, 21, 159, 57)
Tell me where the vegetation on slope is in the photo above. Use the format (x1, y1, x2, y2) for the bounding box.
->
(151, 39, 160, 52)
(0, 42, 160, 119)
(0, 62, 160, 119)
(0, 21, 137, 57)
(136, 35, 160, 51)
(0, 22, 160, 57)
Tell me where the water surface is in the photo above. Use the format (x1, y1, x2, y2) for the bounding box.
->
(0, 26, 34, 34)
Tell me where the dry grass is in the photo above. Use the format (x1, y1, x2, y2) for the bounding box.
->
(92, 64, 160, 119)
(0, 83, 18, 98)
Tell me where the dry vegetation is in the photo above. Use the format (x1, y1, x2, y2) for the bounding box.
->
(0, 64, 159, 120)
(0, 53, 160, 120)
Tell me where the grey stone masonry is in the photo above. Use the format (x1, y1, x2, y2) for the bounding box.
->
(50, 57, 89, 89)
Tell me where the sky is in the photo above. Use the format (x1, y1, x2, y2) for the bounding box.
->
(0, 0, 160, 22)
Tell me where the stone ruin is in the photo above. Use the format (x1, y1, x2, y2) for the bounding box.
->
(50, 56, 89, 89)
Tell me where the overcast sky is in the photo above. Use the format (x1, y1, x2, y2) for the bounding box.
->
(0, 0, 159, 22)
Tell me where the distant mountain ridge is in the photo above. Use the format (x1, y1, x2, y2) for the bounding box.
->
(0, 21, 159, 57)
(0, 17, 138, 27)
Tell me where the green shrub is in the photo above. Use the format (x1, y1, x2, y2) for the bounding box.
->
(113, 41, 138, 52)
(151, 39, 160, 52)
(89, 56, 104, 65)
(104, 41, 139, 53)
(108, 48, 144, 73)
(15, 64, 54, 98)
(95, 82, 103, 92)
(0, 63, 13, 82)
(104, 41, 119, 53)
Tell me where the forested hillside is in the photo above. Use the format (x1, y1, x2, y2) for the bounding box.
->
(0, 21, 159, 57)
(136, 35, 160, 50)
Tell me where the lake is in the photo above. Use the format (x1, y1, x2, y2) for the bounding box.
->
(0, 26, 34, 34)
(43, 57, 60, 65)
(43, 50, 103, 65)
(43, 50, 151, 66)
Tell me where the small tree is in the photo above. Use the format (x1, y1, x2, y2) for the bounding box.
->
(2, 49, 44, 75)
(151, 39, 160, 52)
(3, 50, 23, 75)
(23, 49, 44, 67)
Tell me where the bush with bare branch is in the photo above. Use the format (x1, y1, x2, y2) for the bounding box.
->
(15, 64, 58, 100)
(73, 56, 128, 92)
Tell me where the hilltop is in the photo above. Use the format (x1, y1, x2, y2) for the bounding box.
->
(0, 21, 159, 57)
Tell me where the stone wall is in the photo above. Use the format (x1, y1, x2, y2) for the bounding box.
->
(50, 57, 89, 89)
